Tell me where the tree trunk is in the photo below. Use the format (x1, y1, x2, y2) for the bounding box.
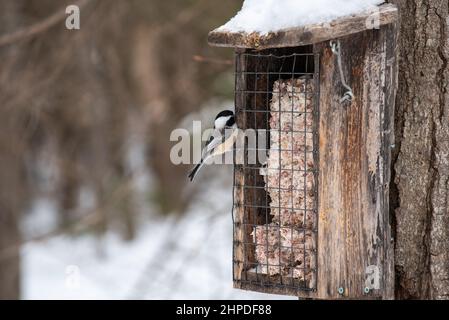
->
(0, 165, 22, 300)
(0, 0, 25, 300)
(389, 0, 449, 299)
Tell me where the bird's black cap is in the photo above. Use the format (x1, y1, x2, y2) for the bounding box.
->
(215, 110, 234, 120)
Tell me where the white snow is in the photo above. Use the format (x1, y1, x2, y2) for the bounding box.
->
(22, 168, 295, 300)
(217, 0, 384, 34)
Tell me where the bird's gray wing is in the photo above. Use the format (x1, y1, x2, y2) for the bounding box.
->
(205, 136, 223, 156)
(205, 130, 223, 154)
(210, 128, 239, 157)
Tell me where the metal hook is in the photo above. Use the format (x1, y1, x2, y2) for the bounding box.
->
(330, 40, 339, 55)
(340, 90, 354, 103)
(330, 40, 354, 104)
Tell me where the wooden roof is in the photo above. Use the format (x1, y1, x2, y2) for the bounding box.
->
(208, 3, 398, 50)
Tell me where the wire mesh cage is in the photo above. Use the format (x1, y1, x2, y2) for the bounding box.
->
(232, 46, 320, 295)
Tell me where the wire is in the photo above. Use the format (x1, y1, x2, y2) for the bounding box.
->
(330, 40, 355, 103)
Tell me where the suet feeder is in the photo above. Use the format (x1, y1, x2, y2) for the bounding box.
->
(208, 3, 398, 299)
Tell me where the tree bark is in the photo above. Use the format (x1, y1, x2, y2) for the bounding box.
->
(0, 0, 25, 300)
(389, 0, 449, 299)
(0, 161, 22, 300)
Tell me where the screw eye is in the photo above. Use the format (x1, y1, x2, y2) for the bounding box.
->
(364, 287, 371, 294)
(338, 287, 344, 295)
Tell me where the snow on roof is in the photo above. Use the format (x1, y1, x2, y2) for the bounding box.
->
(217, 0, 384, 34)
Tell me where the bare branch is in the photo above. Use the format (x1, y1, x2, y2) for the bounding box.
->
(0, 0, 92, 47)
(193, 55, 233, 66)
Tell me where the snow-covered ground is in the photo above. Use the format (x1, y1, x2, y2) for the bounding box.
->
(217, 0, 383, 34)
(21, 167, 295, 300)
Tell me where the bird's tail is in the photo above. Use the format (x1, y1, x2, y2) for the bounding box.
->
(188, 159, 205, 182)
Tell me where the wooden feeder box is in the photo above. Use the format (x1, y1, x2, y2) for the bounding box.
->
(208, 4, 399, 299)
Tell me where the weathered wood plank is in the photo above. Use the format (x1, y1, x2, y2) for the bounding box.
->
(233, 49, 270, 288)
(209, 4, 397, 50)
(380, 22, 398, 300)
(233, 49, 248, 288)
(233, 48, 276, 291)
(315, 26, 396, 299)
(239, 272, 313, 298)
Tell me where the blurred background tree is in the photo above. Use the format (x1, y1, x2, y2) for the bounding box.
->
(0, 0, 241, 299)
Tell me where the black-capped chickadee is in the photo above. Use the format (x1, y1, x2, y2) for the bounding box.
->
(188, 110, 238, 182)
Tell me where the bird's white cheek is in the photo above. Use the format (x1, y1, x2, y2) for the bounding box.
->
(215, 117, 229, 130)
